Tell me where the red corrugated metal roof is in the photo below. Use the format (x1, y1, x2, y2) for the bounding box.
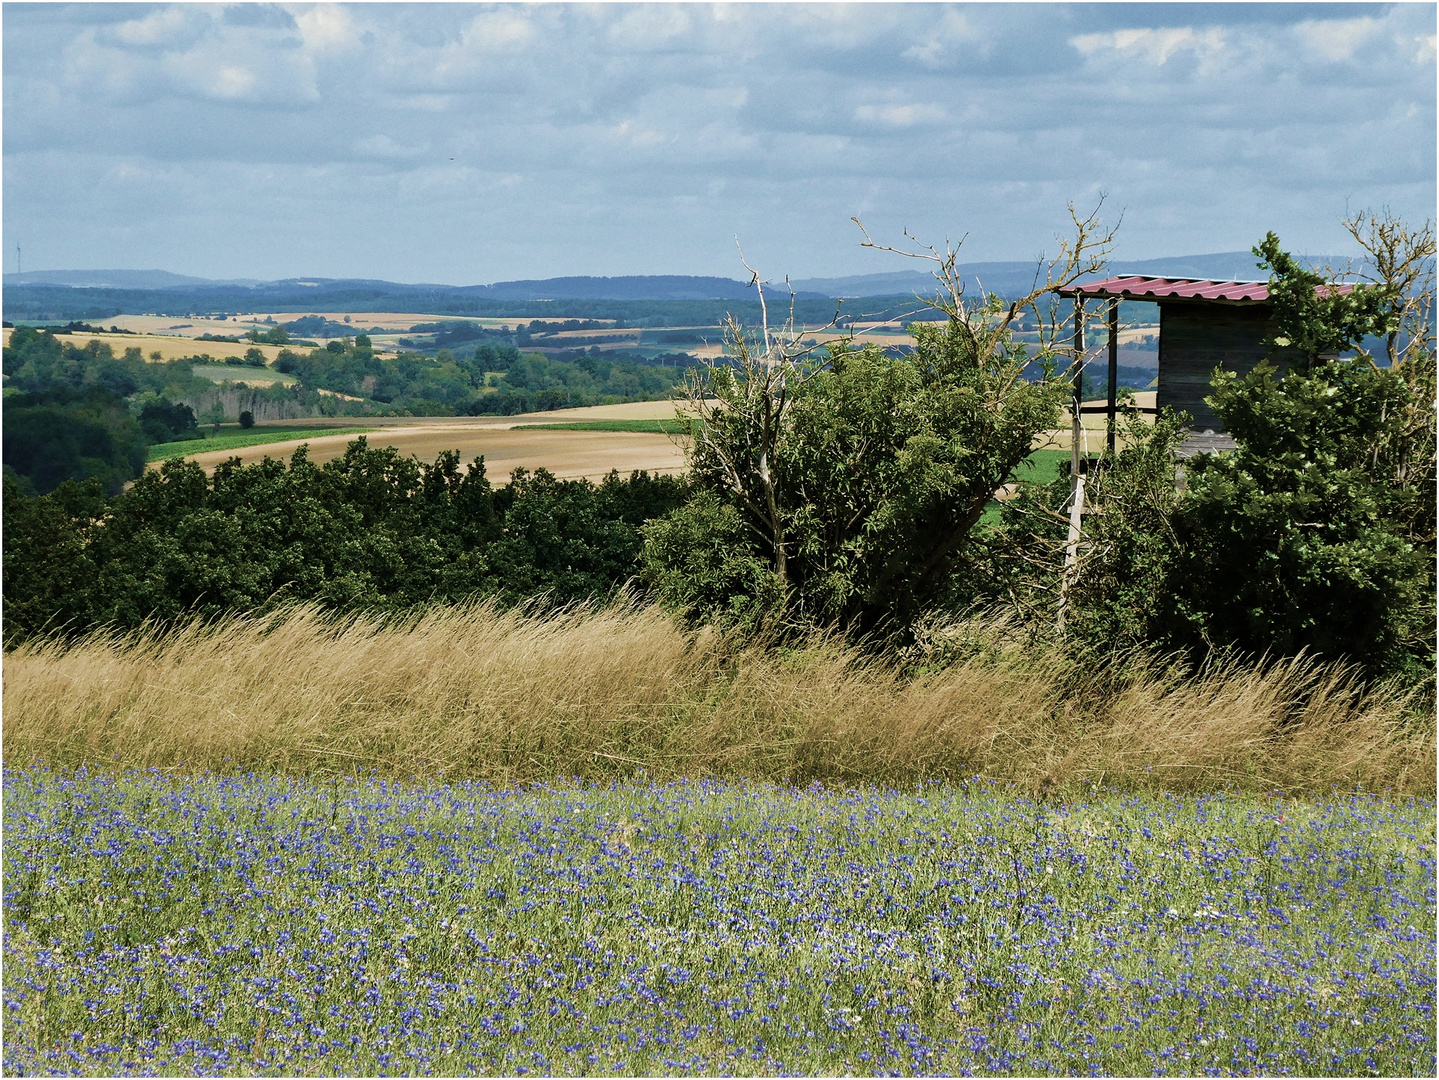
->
(1058, 276, 1356, 303)
(1059, 276, 1271, 302)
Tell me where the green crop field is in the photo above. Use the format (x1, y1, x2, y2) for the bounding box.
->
(517, 419, 689, 434)
(147, 427, 374, 462)
(190, 365, 296, 384)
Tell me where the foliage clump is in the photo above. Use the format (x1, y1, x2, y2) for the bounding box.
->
(643, 204, 1117, 638)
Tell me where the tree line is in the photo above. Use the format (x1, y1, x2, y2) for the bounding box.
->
(3, 442, 688, 639)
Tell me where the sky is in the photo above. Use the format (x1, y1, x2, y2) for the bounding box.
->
(3, 2, 1435, 285)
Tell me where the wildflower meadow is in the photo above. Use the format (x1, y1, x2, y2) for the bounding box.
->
(3, 767, 1433, 1076)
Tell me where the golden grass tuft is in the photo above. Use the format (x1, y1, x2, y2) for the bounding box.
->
(3, 602, 1432, 795)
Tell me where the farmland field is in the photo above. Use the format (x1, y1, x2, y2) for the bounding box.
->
(151, 402, 691, 480)
(147, 426, 374, 462)
(159, 425, 687, 482)
(189, 364, 296, 386)
(0, 326, 309, 364)
(2, 768, 1433, 1076)
(517, 419, 689, 435)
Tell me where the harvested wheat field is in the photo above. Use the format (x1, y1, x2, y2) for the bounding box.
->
(157, 401, 689, 480)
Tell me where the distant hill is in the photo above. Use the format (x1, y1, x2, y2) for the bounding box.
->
(2, 255, 1347, 323)
(3, 269, 263, 289)
(791, 252, 1344, 298)
(475, 275, 827, 302)
(2, 271, 819, 302)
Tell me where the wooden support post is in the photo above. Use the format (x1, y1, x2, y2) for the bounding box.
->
(1071, 295, 1084, 480)
(1107, 296, 1119, 454)
(1060, 296, 1086, 631)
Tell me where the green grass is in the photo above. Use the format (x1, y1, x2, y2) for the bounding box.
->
(977, 449, 1073, 527)
(1013, 447, 1070, 487)
(516, 419, 689, 434)
(148, 427, 374, 462)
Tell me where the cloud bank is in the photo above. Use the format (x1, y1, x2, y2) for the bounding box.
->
(4, 2, 1434, 282)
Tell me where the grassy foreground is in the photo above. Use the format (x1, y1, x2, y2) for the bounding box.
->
(3, 769, 1433, 1075)
(4, 602, 1432, 795)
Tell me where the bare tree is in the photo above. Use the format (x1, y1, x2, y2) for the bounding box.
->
(1342, 208, 1436, 545)
(853, 198, 1120, 378)
(676, 243, 846, 581)
(1343, 208, 1435, 369)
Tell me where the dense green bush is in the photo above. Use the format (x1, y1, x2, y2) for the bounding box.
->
(138, 398, 201, 444)
(639, 490, 784, 632)
(2, 439, 689, 643)
(1168, 357, 1433, 681)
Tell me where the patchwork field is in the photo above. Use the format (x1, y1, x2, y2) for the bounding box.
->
(1, 327, 300, 364)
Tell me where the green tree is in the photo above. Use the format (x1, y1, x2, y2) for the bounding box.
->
(1165, 369, 1430, 681)
(1, 474, 107, 638)
(139, 399, 200, 443)
(2, 387, 148, 495)
(246, 326, 290, 346)
(644, 203, 1118, 636)
(2, 438, 689, 643)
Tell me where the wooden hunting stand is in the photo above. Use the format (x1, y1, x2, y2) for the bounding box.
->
(1056, 274, 1312, 457)
(1050, 275, 1338, 624)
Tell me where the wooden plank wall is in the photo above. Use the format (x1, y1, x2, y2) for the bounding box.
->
(1155, 303, 1287, 432)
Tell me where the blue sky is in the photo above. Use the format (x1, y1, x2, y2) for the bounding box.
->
(4, 2, 1435, 283)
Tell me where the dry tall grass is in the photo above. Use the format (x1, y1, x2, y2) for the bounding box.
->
(3, 602, 1432, 795)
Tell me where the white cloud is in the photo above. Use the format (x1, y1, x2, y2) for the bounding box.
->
(463, 10, 535, 50)
(902, 10, 980, 69)
(65, 6, 318, 106)
(1071, 26, 1226, 67)
(854, 103, 945, 128)
(110, 7, 200, 48)
(209, 65, 258, 100)
(607, 120, 669, 149)
(606, 5, 692, 49)
(1293, 17, 1382, 62)
(420, 9, 537, 87)
(290, 4, 359, 53)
